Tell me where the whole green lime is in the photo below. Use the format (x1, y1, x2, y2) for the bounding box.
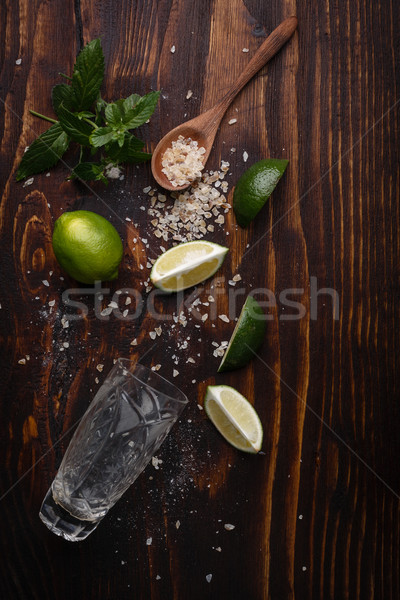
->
(233, 158, 289, 227)
(52, 210, 123, 283)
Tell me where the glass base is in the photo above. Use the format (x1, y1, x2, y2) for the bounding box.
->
(39, 488, 100, 542)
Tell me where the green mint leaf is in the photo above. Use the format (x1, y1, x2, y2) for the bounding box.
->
(77, 111, 96, 119)
(71, 38, 105, 111)
(95, 96, 107, 126)
(116, 131, 125, 148)
(57, 103, 93, 146)
(122, 93, 141, 113)
(70, 161, 108, 183)
(122, 91, 160, 129)
(106, 133, 149, 163)
(52, 84, 77, 114)
(16, 122, 70, 181)
(105, 102, 123, 126)
(90, 126, 114, 148)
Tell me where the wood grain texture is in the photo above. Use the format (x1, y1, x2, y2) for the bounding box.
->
(0, 1, 399, 599)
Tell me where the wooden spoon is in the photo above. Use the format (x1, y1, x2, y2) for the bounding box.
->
(151, 16, 298, 191)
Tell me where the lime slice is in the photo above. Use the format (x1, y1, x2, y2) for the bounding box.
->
(204, 385, 263, 453)
(150, 240, 228, 292)
(218, 295, 266, 372)
(233, 158, 288, 227)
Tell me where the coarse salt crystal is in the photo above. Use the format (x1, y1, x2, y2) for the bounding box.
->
(186, 89, 193, 99)
(173, 369, 179, 377)
(170, 45, 176, 53)
(228, 118, 237, 125)
(206, 574, 212, 583)
(219, 314, 229, 322)
(146, 537, 152, 545)
(149, 331, 157, 340)
(224, 523, 235, 530)
(16, 58, 22, 65)
(152, 456, 162, 469)
(243, 151, 249, 162)
(242, 47, 249, 52)
(130, 339, 137, 346)
(96, 364, 104, 372)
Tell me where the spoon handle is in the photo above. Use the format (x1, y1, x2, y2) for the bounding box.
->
(212, 16, 298, 118)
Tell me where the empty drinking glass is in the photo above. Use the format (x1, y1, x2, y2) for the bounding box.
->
(39, 359, 188, 541)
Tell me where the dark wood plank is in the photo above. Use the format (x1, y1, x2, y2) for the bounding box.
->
(0, 0, 399, 598)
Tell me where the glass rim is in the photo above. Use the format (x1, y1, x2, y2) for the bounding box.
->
(116, 358, 189, 405)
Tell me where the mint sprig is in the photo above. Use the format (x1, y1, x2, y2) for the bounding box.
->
(17, 39, 160, 183)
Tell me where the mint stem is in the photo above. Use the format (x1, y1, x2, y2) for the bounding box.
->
(29, 110, 58, 124)
(59, 72, 73, 81)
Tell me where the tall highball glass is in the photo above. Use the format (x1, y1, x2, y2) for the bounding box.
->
(39, 359, 188, 541)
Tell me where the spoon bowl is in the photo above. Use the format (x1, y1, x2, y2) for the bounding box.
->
(151, 16, 298, 191)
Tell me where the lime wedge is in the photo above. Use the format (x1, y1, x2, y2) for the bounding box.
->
(204, 385, 263, 453)
(218, 295, 266, 372)
(150, 240, 228, 292)
(233, 158, 288, 227)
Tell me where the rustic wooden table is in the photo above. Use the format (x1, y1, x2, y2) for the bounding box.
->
(1, 1, 399, 598)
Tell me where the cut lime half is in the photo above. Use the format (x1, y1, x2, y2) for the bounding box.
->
(204, 385, 263, 453)
(150, 240, 228, 292)
(233, 158, 289, 227)
(218, 294, 266, 372)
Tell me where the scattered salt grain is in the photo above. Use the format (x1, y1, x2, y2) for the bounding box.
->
(42, 280, 49, 287)
(243, 151, 249, 162)
(130, 338, 137, 346)
(15, 58, 22, 65)
(242, 47, 249, 53)
(18, 358, 26, 365)
(175, 520, 180, 529)
(23, 177, 34, 187)
(186, 89, 193, 99)
(206, 574, 212, 583)
(151, 364, 161, 371)
(96, 364, 104, 372)
(224, 523, 235, 531)
(218, 314, 229, 323)
(232, 274, 242, 282)
(173, 369, 179, 377)
(170, 45, 176, 53)
(228, 118, 237, 125)
(152, 456, 162, 469)
(146, 537, 152, 545)
(100, 307, 113, 317)
(48, 299, 55, 307)
(149, 331, 157, 340)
